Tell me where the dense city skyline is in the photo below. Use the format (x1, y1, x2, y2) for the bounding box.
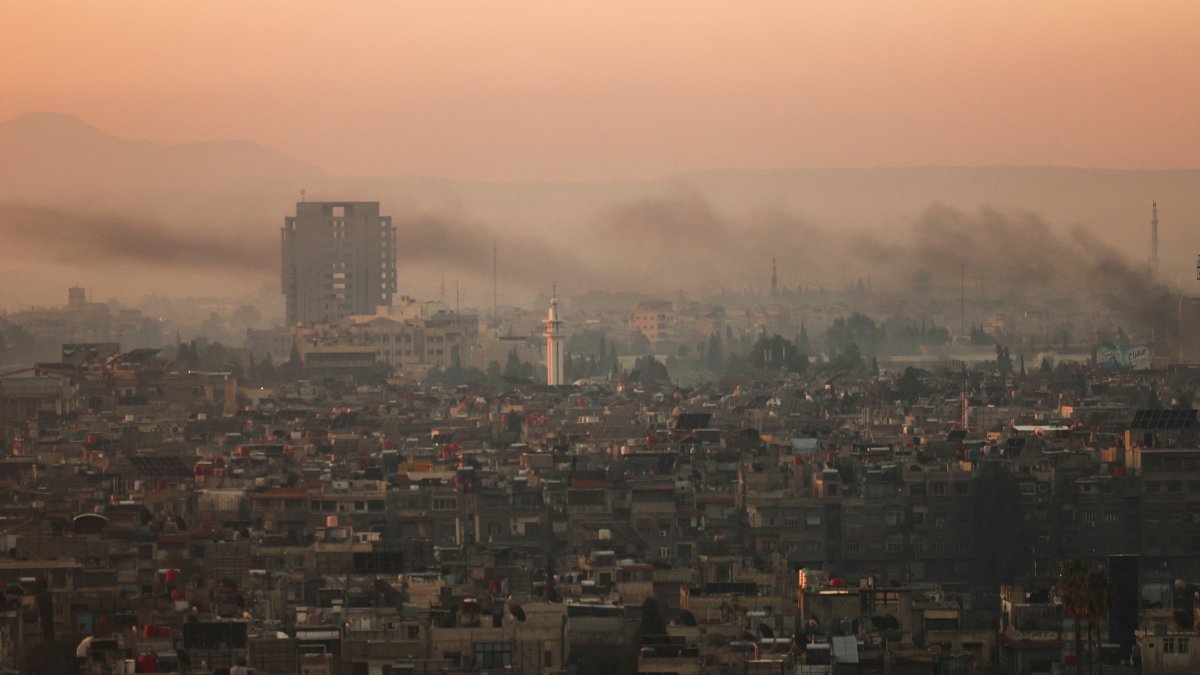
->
(2, 4, 1200, 674)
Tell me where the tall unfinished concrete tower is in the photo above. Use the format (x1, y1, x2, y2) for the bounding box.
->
(282, 201, 396, 326)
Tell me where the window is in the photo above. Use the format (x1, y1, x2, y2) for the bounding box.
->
(932, 483, 946, 495)
(912, 511, 925, 526)
(407, 626, 420, 639)
(934, 515, 946, 530)
(1179, 638, 1189, 654)
(1163, 638, 1175, 654)
(432, 498, 457, 511)
(846, 541, 861, 553)
(806, 514, 822, 526)
(474, 642, 513, 668)
(785, 517, 799, 528)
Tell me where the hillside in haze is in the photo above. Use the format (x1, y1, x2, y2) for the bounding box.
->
(0, 111, 326, 198)
(2, 112, 1199, 310)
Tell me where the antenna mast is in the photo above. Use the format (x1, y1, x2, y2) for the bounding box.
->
(492, 239, 498, 333)
(1151, 201, 1159, 281)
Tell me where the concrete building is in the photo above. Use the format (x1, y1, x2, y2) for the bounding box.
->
(631, 300, 673, 344)
(281, 201, 397, 327)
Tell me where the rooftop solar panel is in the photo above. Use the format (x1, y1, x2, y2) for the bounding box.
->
(1130, 409, 1196, 430)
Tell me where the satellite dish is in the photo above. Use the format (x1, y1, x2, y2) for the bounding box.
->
(679, 609, 697, 627)
(869, 616, 889, 631)
(508, 601, 526, 622)
(758, 623, 775, 638)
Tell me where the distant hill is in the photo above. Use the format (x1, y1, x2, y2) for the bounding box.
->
(0, 111, 325, 199)
(2, 111, 1200, 305)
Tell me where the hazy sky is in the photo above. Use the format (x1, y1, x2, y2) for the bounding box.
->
(4, 1, 1198, 180)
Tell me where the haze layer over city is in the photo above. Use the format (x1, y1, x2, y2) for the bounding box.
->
(2, 3, 1200, 675)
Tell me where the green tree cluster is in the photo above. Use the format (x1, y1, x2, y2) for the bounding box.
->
(747, 333, 808, 374)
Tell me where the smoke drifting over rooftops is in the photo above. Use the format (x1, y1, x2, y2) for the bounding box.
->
(0, 203, 273, 272)
(0, 191, 1179, 338)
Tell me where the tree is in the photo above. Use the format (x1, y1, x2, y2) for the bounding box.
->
(1059, 558, 1090, 675)
(747, 334, 808, 374)
(830, 343, 864, 372)
(796, 322, 812, 355)
(704, 332, 724, 373)
(175, 341, 193, 368)
(630, 355, 669, 384)
(995, 344, 1013, 377)
(629, 331, 652, 356)
(970, 323, 994, 345)
(1084, 566, 1114, 675)
(1146, 382, 1162, 409)
(503, 349, 524, 380)
(259, 352, 276, 382)
(826, 313, 882, 356)
(0, 320, 35, 364)
(636, 597, 668, 644)
(896, 367, 930, 403)
(485, 360, 503, 388)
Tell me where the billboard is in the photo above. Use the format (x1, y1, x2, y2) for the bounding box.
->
(1096, 342, 1151, 370)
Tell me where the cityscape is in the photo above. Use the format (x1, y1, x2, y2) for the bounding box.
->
(2, 3, 1200, 675)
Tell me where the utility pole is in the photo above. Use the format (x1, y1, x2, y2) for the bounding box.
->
(1151, 201, 1159, 281)
(960, 264, 966, 339)
(492, 239, 498, 333)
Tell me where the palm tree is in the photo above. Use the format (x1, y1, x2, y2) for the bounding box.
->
(1059, 558, 1090, 675)
(1084, 566, 1114, 675)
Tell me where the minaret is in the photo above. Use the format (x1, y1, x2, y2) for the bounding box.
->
(544, 285, 565, 386)
(770, 255, 778, 298)
(1150, 201, 1159, 281)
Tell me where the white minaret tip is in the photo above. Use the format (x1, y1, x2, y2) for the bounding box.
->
(544, 285, 565, 386)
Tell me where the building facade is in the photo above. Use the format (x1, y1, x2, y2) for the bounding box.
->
(281, 201, 397, 326)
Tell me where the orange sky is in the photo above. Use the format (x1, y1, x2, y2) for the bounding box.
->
(3, 1, 1198, 180)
